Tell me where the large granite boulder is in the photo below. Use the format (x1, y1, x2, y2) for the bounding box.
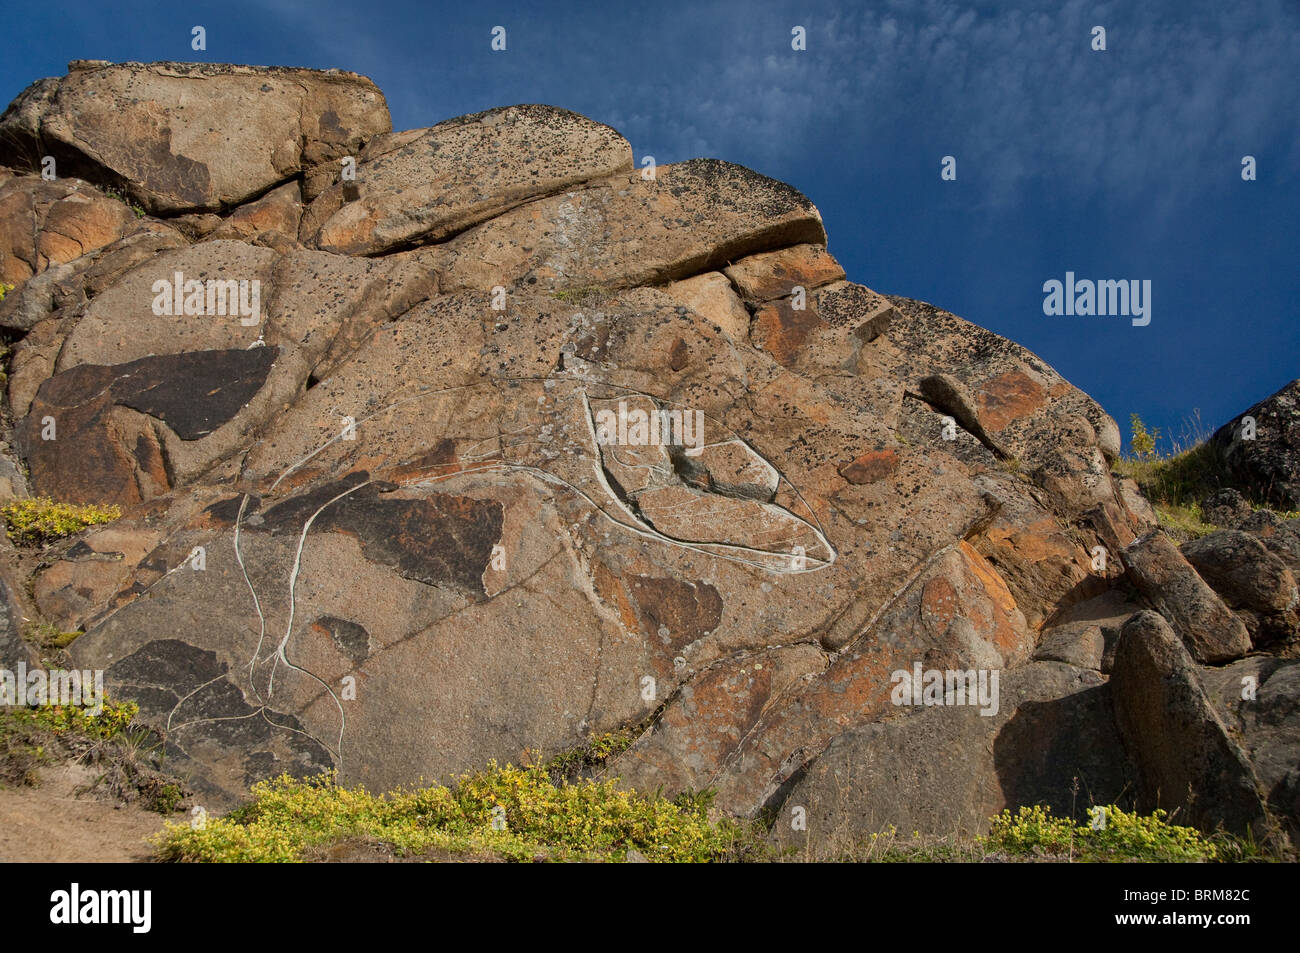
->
(0, 63, 1295, 849)
(1110, 611, 1276, 842)
(0, 61, 389, 214)
(1211, 379, 1300, 511)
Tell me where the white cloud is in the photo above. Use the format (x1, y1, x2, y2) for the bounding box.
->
(598, 0, 1300, 207)
(258, 0, 1298, 213)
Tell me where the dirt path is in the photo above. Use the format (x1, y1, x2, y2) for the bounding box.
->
(0, 764, 169, 862)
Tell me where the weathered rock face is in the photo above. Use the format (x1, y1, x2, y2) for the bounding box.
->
(771, 662, 1132, 849)
(299, 105, 633, 256)
(1110, 612, 1276, 841)
(1200, 657, 1300, 844)
(1181, 530, 1300, 647)
(0, 61, 389, 214)
(1212, 379, 1300, 510)
(0, 557, 38, 672)
(1239, 511, 1300, 576)
(0, 62, 1295, 848)
(1121, 531, 1253, 662)
(0, 173, 141, 285)
(427, 158, 829, 294)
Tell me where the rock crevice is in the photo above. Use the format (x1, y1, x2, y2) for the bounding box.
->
(0, 60, 1295, 848)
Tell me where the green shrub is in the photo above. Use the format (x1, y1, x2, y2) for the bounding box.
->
(1, 497, 121, 544)
(156, 760, 759, 863)
(5, 697, 140, 740)
(102, 187, 146, 219)
(984, 805, 1220, 862)
(1129, 413, 1159, 458)
(544, 725, 643, 782)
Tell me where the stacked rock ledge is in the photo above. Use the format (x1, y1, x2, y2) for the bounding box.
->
(0, 61, 1293, 854)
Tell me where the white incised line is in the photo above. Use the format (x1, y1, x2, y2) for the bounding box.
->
(167, 375, 839, 770)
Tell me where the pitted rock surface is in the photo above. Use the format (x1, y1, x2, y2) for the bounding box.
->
(0, 61, 1295, 848)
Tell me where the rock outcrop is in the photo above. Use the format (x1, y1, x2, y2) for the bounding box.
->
(0, 62, 1295, 850)
(1, 61, 387, 214)
(1110, 611, 1273, 839)
(1212, 379, 1300, 511)
(1121, 531, 1253, 663)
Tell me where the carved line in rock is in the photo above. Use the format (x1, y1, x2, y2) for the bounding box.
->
(266, 375, 836, 571)
(157, 374, 838, 771)
(163, 488, 357, 766)
(578, 389, 836, 572)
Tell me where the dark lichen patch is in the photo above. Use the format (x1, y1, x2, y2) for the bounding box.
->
(628, 576, 724, 653)
(318, 109, 345, 139)
(311, 615, 371, 662)
(883, 295, 1027, 367)
(250, 475, 504, 597)
(136, 124, 212, 209)
(113, 346, 279, 439)
(313, 491, 504, 598)
(257, 471, 375, 534)
(384, 439, 459, 483)
(107, 638, 226, 699)
(16, 347, 280, 503)
(431, 103, 629, 143)
(665, 158, 817, 215)
(27, 345, 283, 441)
(203, 493, 261, 527)
(572, 320, 611, 362)
(839, 450, 900, 485)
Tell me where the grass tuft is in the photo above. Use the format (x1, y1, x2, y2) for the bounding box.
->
(0, 697, 188, 813)
(23, 621, 84, 651)
(1112, 411, 1293, 541)
(550, 285, 611, 307)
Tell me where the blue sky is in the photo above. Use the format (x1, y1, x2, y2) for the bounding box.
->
(4, 0, 1297, 451)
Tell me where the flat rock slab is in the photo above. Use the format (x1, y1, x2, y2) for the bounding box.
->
(0, 61, 389, 214)
(724, 243, 844, 303)
(436, 158, 827, 293)
(301, 105, 633, 255)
